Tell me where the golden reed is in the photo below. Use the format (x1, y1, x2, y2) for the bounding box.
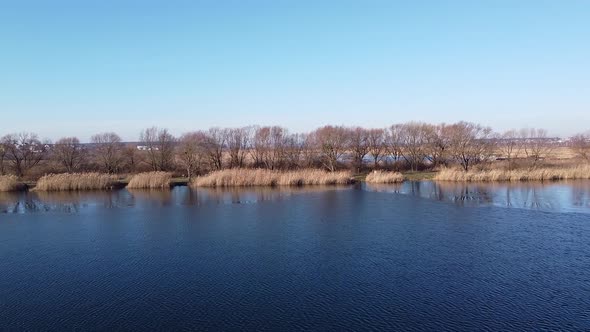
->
(0, 175, 22, 192)
(192, 168, 354, 187)
(34, 173, 118, 191)
(365, 170, 405, 184)
(434, 166, 590, 182)
(127, 172, 173, 189)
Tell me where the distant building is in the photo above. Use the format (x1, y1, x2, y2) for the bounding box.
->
(136, 145, 159, 151)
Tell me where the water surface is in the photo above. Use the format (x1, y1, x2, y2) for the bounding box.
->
(1, 185, 589, 330)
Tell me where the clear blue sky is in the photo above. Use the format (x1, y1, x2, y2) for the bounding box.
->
(1, 0, 589, 141)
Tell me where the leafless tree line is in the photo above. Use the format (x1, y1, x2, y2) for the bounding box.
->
(1, 123, 588, 178)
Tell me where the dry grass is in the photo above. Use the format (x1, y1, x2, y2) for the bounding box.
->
(34, 173, 118, 191)
(192, 168, 354, 187)
(127, 172, 173, 189)
(365, 170, 405, 183)
(434, 166, 590, 182)
(0, 175, 23, 192)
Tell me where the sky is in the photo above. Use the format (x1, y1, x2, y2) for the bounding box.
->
(0, 0, 589, 141)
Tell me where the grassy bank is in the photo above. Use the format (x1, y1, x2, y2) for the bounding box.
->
(127, 172, 173, 189)
(34, 173, 119, 191)
(434, 166, 590, 182)
(365, 170, 405, 184)
(192, 169, 354, 187)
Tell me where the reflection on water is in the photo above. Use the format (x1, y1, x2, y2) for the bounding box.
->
(3, 181, 590, 214)
(365, 181, 590, 213)
(0, 186, 353, 214)
(0, 190, 136, 214)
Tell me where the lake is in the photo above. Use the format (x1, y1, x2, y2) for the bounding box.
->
(1, 183, 589, 330)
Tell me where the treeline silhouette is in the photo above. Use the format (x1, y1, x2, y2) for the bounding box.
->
(1, 122, 589, 179)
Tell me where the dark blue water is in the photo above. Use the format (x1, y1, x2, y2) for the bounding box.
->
(1, 186, 589, 330)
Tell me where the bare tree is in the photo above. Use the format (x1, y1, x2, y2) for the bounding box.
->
(570, 133, 590, 162)
(202, 128, 226, 170)
(310, 125, 350, 172)
(178, 132, 206, 179)
(91, 132, 124, 173)
(252, 126, 287, 169)
(139, 127, 176, 171)
(424, 124, 451, 168)
(0, 142, 6, 175)
(448, 122, 495, 172)
(499, 129, 520, 169)
(518, 128, 554, 167)
(300, 133, 318, 168)
(397, 122, 429, 171)
(123, 146, 140, 173)
(251, 126, 266, 167)
(367, 128, 386, 168)
(227, 127, 252, 168)
(385, 125, 403, 166)
(0, 133, 48, 177)
(283, 133, 305, 169)
(52, 137, 86, 172)
(348, 127, 369, 172)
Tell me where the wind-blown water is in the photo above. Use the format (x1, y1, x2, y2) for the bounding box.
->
(1, 185, 589, 330)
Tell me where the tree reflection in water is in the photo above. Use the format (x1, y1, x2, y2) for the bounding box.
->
(2, 182, 590, 214)
(365, 180, 590, 213)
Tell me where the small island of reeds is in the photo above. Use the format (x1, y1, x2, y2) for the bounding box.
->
(365, 170, 405, 184)
(127, 172, 173, 189)
(33, 173, 119, 191)
(191, 169, 354, 187)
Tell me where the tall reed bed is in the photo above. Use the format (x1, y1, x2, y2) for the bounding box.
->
(434, 166, 590, 182)
(365, 170, 405, 184)
(0, 175, 23, 192)
(192, 169, 354, 187)
(127, 172, 172, 189)
(34, 173, 118, 191)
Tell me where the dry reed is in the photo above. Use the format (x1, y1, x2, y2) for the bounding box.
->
(127, 172, 173, 189)
(434, 166, 590, 182)
(0, 175, 22, 192)
(34, 173, 118, 191)
(365, 170, 405, 184)
(192, 168, 354, 187)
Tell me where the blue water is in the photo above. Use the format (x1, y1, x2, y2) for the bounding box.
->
(1, 186, 589, 330)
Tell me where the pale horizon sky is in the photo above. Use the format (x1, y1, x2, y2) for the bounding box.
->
(1, 0, 589, 142)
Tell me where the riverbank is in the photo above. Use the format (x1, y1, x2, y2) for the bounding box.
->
(6, 166, 590, 191)
(12, 173, 189, 191)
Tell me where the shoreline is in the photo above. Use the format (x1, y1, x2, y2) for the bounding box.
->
(4, 168, 590, 192)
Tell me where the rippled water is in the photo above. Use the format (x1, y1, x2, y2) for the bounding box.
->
(1, 185, 589, 330)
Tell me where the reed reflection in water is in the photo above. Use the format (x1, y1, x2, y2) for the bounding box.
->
(0, 186, 354, 214)
(0, 190, 135, 214)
